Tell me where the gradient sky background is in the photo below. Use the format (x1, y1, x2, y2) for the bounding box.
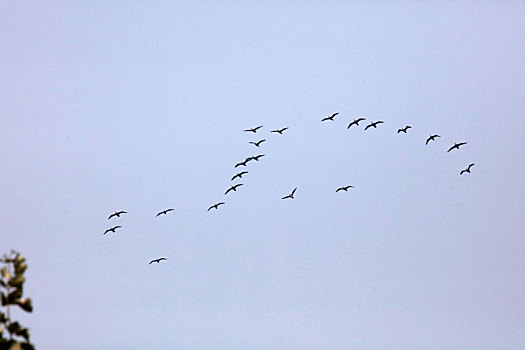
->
(2, 2, 525, 349)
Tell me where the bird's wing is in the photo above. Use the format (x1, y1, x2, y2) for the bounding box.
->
(447, 146, 454, 152)
(291, 188, 297, 196)
(156, 212, 162, 217)
(225, 188, 232, 195)
(108, 213, 115, 219)
(336, 188, 342, 192)
(458, 142, 467, 147)
(365, 124, 371, 130)
(321, 117, 329, 121)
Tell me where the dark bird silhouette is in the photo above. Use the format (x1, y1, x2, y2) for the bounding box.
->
(208, 202, 225, 211)
(225, 183, 243, 195)
(447, 142, 467, 152)
(250, 154, 265, 161)
(347, 118, 366, 129)
(336, 185, 354, 192)
(104, 225, 122, 235)
(321, 113, 339, 122)
(460, 163, 475, 175)
(244, 125, 263, 133)
(231, 171, 248, 181)
(397, 125, 412, 133)
(156, 208, 174, 217)
(426, 134, 441, 145)
(235, 159, 249, 168)
(249, 139, 266, 147)
(108, 211, 127, 220)
(149, 257, 167, 264)
(271, 127, 288, 134)
(282, 188, 297, 200)
(364, 121, 384, 130)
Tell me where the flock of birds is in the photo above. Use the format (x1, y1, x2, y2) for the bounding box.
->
(102, 112, 475, 265)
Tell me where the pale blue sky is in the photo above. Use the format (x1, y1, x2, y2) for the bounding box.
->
(2, 2, 525, 349)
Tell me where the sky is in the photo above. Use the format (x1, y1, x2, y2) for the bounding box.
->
(2, 1, 525, 349)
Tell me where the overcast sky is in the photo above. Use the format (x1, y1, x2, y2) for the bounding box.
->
(2, 2, 525, 349)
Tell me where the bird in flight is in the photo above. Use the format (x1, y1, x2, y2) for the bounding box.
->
(208, 202, 225, 211)
(322, 112, 339, 122)
(108, 211, 127, 220)
(397, 125, 412, 133)
(426, 134, 440, 145)
(271, 127, 288, 134)
(156, 208, 174, 217)
(225, 183, 243, 195)
(249, 139, 266, 147)
(460, 163, 475, 175)
(249, 154, 265, 161)
(235, 159, 249, 168)
(244, 125, 263, 133)
(347, 118, 366, 129)
(447, 142, 467, 152)
(231, 171, 248, 181)
(104, 225, 122, 235)
(364, 121, 384, 130)
(149, 257, 167, 264)
(282, 188, 297, 200)
(336, 185, 354, 192)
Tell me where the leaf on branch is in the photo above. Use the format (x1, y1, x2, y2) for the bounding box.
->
(8, 275, 25, 288)
(16, 299, 33, 313)
(1, 266, 10, 279)
(14, 263, 27, 276)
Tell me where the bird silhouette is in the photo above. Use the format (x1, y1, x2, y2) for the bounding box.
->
(397, 125, 412, 133)
(249, 139, 266, 147)
(235, 159, 249, 168)
(149, 257, 167, 264)
(225, 183, 243, 195)
(208, 202, 225, 211)
(426, 134, 441, 145)
(447, 142, 467, 152)
(364, 121, 384, 130)
(249, 154, 265, 161)
(271, 127, 288, 134)
(108, 211, 127, 220)
(156, 209, 174, 217)
(244, 125, 263, 133)
(282, 188, 297, 200)
(321, 113, 339, 122)
(460, 163, 475, 175)
(231, 171, 248, 181)
(347, 118, 366, 129)
(336, 185, 354, 192)
(104, 225, 122, 235)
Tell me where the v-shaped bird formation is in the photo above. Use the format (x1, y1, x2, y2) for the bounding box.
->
(101, 111, 474, 265)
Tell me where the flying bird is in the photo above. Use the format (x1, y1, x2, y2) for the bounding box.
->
(250, 154, 265, 161)
(460, 163, 475, 175)
(104, 225, 122, 235)
(149, 258, 167, 264)
(249, 139, 266, 147)
(397, 125, 412, 133)
(426, 134, 441, 145)
(336, 185, 354, 192)
(244, 125, 263, 133)
(347, 118, 366, 129)
(225, 183, 243, 195)
(447, 142, 467, 152)
(207, 202, 225, 211)
(235, 159, 249, 168)
(156, 208, 174, 217)
(364, 121, 384, 130)
(231, 171, 248, 181)
(282, 188, 297, 200)
(321, 113, 339, 122)
(271, 127, 288, 134)
(108, 211, 127, 220)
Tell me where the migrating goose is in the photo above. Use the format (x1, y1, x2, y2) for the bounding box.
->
(364, 121, 384, 130)
(321, 113, 339, 122)
(235, 159, 249, 168)
(225, 184, 243, 195)
(249, 139, 266, 147)
(244, 125, 263, 133)
(282, 188, 297, 200)
(249, 154, 265, 161)
(149, 258, 167, 264)
(447, 142, 467, 152)
(156, 209, 174, 217)
(271, 127, 288, 134)
(207, 202, 225, 211)
(397, 125, 412, 133)
(347, 118, 366, 129)
(426, 134, 440, 145)
(231, 171, 248, 181)
(104, 225, 122, 235)
(108, 211, 127, 220)
(460, 163, 475, 175)
(336, 185, 354, 192)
